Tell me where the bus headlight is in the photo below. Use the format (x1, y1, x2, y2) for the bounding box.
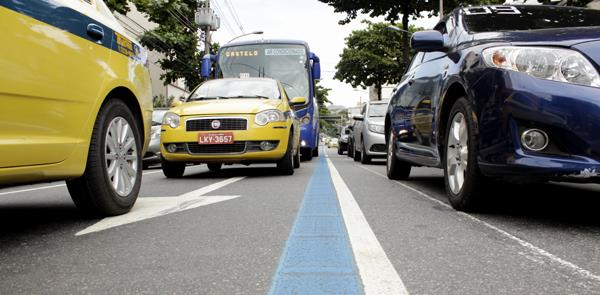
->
(255, 109, 286, 126)
(162, 112, 180, 129)
(300, 115, 311, 125)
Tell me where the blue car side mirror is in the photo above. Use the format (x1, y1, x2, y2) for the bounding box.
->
(411, 30, 446, 52)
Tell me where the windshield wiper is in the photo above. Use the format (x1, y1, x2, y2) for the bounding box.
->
(229, 95, 272, 99)
(189, 96, 230, 101)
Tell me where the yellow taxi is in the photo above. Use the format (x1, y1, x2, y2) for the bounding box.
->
(160, 78, 304, 176)
(0, 0, 153, 216)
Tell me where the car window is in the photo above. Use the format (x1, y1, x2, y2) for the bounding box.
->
(188, 79, 281, 101)
(463, 6, 600, 33)
(422, 51, 446, 63)
(368, 103, 387, 117)
(406, 52, 424, 73)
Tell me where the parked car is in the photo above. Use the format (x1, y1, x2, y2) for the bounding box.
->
(160, 78, 303, 176)
(386, 5, 600, 211)
(143, 108, 169, 169)
(0, 0, 152, 216)
(352, 101, 389, 164)
(337, 125, 352, 154)
(327, 138, 339, 149)
(347, 121, 357, 158)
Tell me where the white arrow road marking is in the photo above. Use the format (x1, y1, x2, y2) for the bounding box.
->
(76, 176, 245, 236)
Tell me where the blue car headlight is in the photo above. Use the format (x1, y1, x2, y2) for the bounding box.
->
(255, 109, 286, 126)
(482, 46, 600, 87)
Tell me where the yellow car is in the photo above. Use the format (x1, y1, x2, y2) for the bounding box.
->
(0, 0, 153, 216)
(160, 78, 304, 176)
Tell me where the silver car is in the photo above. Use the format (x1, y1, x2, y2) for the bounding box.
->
(143, 108, 168, 169)
(352, 101, 388, 164)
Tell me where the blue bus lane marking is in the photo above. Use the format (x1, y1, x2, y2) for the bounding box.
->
(268, 155, 363, 295)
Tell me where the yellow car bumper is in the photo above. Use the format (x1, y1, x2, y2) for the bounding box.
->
(161, 119, 292, 163)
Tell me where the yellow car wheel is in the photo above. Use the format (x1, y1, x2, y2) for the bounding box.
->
(207, 163, 222, 172)
(66, 99, 142, 216)
(161, 156, 186, 178)
(293, 146, 301, 169)
(276, 133, 295, 175)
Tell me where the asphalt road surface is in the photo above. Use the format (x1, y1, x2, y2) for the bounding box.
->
(1, 147, 600, 294)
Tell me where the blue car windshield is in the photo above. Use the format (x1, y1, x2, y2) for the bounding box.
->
(464, 6, 600, 33)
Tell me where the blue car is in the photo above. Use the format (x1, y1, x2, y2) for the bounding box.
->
(385, 5, 600, 211)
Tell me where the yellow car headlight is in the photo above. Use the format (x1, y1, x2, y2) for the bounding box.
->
(162, 112, 180, 129)
(255, 109, 286, 126)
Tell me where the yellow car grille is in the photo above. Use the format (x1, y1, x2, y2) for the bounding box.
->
(186, 118, 248, 131)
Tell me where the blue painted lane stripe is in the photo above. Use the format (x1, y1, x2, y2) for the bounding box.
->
(268, 155, 363, 295)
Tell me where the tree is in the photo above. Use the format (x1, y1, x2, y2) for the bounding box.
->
(105, 0, 205, 90)
(335, 22, 418, 100)
(318, 0, 502, 67)
(315, 81, 334, 133)
(105, 0, 131, 14)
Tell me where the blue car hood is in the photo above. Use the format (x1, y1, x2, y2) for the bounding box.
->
(472, 27, 600, 47)
(572, 40, 600, 68)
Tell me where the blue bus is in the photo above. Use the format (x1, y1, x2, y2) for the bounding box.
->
(201, 39, 321, 160)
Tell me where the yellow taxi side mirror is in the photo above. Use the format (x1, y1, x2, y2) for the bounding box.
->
(290, 96, 307, 106)
(170, 99, 183, 108)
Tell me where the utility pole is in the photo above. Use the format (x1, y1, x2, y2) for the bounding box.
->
(440, 0, 444, 19)
(195, 0, 220, 56)
(203, 1, 211, 56)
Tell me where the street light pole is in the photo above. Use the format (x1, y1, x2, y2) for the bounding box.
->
(440, 0, 444, 20)
(227, 31, 264, 44)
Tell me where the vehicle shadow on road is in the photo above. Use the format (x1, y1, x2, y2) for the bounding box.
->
(182, 166, 302, 179)
(0, 202, 87, 240)
(405, 175, 600, 227)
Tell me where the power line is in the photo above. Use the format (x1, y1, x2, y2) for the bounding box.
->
(222, 0, 244, 34)
(211, 0, 239, 36)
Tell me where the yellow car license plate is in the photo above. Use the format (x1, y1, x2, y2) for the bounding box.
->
(198, 132, 234, 144)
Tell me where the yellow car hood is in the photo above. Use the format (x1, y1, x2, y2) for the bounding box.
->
(174, 99, 283, 116)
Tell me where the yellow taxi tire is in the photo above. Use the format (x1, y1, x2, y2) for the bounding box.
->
(277, 133, 295, 175)
(293, 146, 301, 169)
(207, 163, 223, 172)
(161, 156, 186, 178)
(66, 99, 142, 217)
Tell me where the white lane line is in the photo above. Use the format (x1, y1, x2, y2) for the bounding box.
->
(359, 165, 600, 283)
(0, 170, 177, 196)
(325, 155, 409, 295)
(76, 176, 245, 236)
(0, 184, 66, 196)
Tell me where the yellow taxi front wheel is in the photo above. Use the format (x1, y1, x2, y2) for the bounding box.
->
(276, 132, 295, 175)
(66, 99, 142, 216)
(161, 156, 186, 178)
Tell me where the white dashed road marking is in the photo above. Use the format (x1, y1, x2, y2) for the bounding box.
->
(360, 165, 600, 284)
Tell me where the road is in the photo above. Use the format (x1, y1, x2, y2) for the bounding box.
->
(1, 147, 600, 294)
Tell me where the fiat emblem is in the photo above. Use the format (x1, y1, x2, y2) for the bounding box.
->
(211, 120, 221, 129)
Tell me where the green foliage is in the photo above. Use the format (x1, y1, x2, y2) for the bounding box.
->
(105, 0, 130, 14)
(315, 81, 332, 114)
(335, 22, 418, 100)
(134, 0, 202, 90)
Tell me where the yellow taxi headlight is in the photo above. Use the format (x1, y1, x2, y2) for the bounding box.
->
(162, 112, 180, 129)
(255, 109, 285, 126)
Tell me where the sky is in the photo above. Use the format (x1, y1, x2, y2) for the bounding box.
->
(210, 0, 440, 107)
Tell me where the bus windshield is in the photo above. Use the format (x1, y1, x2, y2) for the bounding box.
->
(218, 44, 310, 100)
